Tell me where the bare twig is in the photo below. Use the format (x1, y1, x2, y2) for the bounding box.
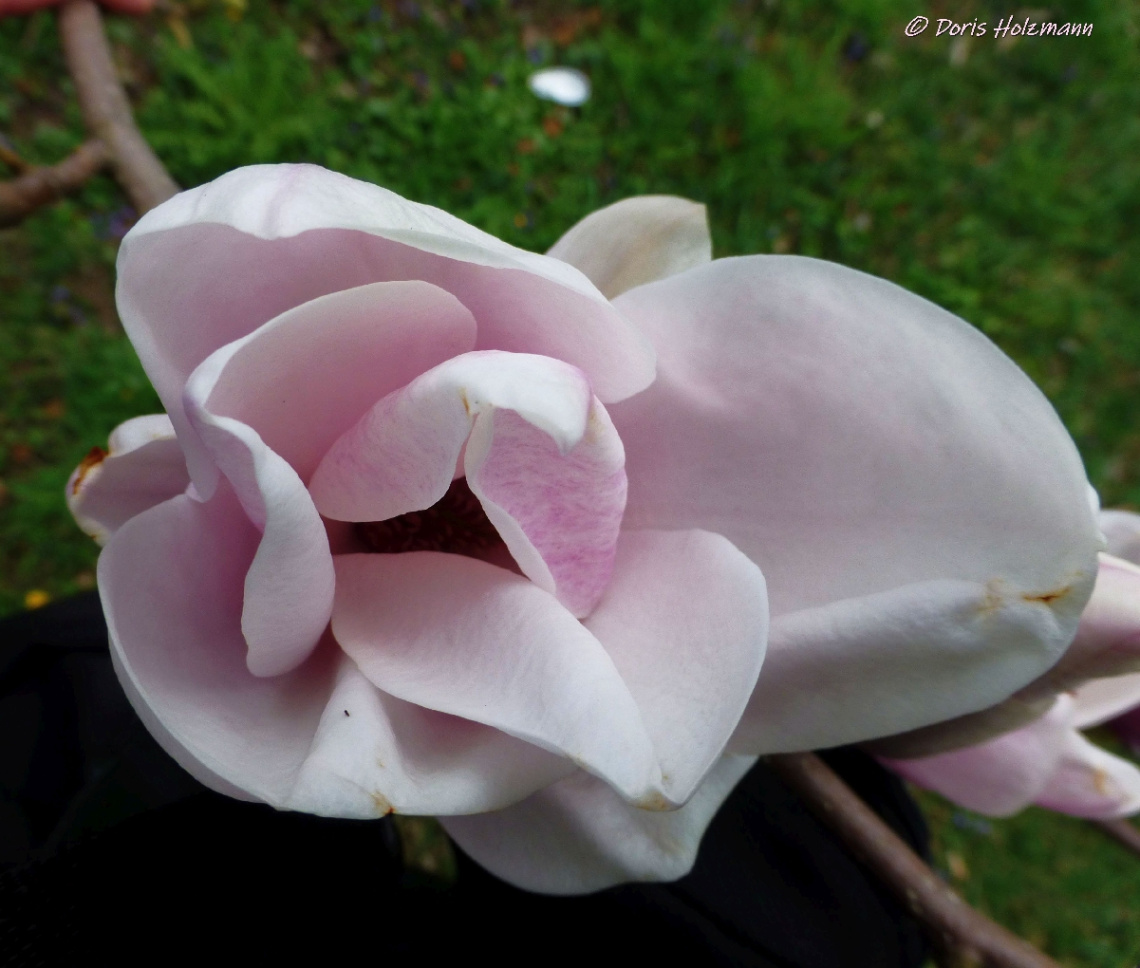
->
(1093, 817, 1140, 858)
(766, 753, 1062, 968)
(0, 137, 31, 174)
(58, 0, 177, 213)
(0, 139, 109, 227)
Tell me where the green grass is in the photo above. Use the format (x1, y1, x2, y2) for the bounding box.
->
(3, 1, 1140, 962)
(918, 784, 1140, 966)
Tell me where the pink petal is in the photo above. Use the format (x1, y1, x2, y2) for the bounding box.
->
(1099, 509, 1140, 563)
(733, 578, 1086, 754)
(102, 485, 566, 817)
(330, 552, 662, 803)
(185, 280, 476, 492)
(100, 483, 332, 804)
(1070, 671, 1140, 729)
(1033, 730, 1140, 818)
(118, 166, 655, 488)
(183, 393, 333, 678)
(865, 693, 1056, 760)
(288, 660, 576, 817)
(880, 695, 1074, 817)
(67, 413, 189, 545)
(311, 351, 624, 616)
(583, 529, 767, 804)
(442, 755, 756, 895)
(465, 404, 625, 617)
(547, 195, 712, 299)
(611, 256, 1100, 746)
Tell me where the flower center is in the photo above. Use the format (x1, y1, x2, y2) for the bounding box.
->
(355, 477, 507, 560)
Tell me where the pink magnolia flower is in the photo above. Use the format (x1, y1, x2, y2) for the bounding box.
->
(877, 547, 1140, 818)
(68, 164, 1101, 893)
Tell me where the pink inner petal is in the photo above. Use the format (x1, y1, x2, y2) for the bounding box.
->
(466, 403, 626, 617)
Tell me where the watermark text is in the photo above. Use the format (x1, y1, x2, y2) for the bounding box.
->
(905, 16, 1093, 39)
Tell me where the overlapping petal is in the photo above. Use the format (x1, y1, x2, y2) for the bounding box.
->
(1033, 730, 1140, 818)
(66, 414, 189, 545)
(442, 754, 756, 895)
(1100, 509, 1140, 563)
(101, 483, 578, 817)
(117, 165, 654, 491)
(330, 551, 662, 803)
(1072, 671, 1140, 729)
(547, 195, 712, 299)
(1014, 554, 1140, 700)
(582, 529, 767, 805)
(181, 398, 332, 678)
(881, 682, 1140, 819)
(186, 280, 477, 486)
(611, 255, 1100, 750)
(880, 696, 1073, 816)
(311, 350, 625, 616)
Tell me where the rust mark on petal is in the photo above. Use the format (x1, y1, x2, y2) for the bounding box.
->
(371, 791, 396, 816)
(1093, 767, 1110, 796)
(1022, 583, 1076, 606)
(978, 579, 1007, 616)
(71, 446, 108, 495)
(636, 791, 674, 813)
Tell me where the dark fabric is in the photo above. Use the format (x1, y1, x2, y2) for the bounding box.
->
(0, 593, 930, 967)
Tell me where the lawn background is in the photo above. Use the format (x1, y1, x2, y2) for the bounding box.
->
(2, 0, 1139, 962)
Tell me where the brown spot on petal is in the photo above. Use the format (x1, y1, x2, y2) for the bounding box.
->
(71, 446, 108, 495)
(371, 791, 396, 816)
(1022, 583, 1075, 606)
(1093, 767, 1110, 796)
(636, 791, 673, 813)
(978, 579, 1006, 616)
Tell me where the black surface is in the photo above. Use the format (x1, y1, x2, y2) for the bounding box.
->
(1, 592, 930, 966)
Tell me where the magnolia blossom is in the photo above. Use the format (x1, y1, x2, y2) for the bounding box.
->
(69, 164, 1101, 894)
(877, 531, 1140, 818)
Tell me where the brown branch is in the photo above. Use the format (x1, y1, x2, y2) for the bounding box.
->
(0, 138, 31, 174)
(0, 139, 108, 227)
(766, 753, 1062, 968)
(58, 0, 178, 214)
(1093, 817, 1140, 858)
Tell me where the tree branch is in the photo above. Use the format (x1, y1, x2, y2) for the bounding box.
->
(1093, 817, 1140, 858)
(766, 753, 1062, 968)
(58, 0, 177, 213)
(0, 139, 108, 227)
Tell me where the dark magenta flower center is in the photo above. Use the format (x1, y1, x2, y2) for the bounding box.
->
(356, 477, 506, 560)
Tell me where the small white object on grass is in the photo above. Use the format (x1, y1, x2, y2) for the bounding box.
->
(527, 67, 591, 107)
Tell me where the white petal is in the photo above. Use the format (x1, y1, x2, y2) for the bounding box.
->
(442, 755, 757, 894)
(547, 196, 712, 299)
